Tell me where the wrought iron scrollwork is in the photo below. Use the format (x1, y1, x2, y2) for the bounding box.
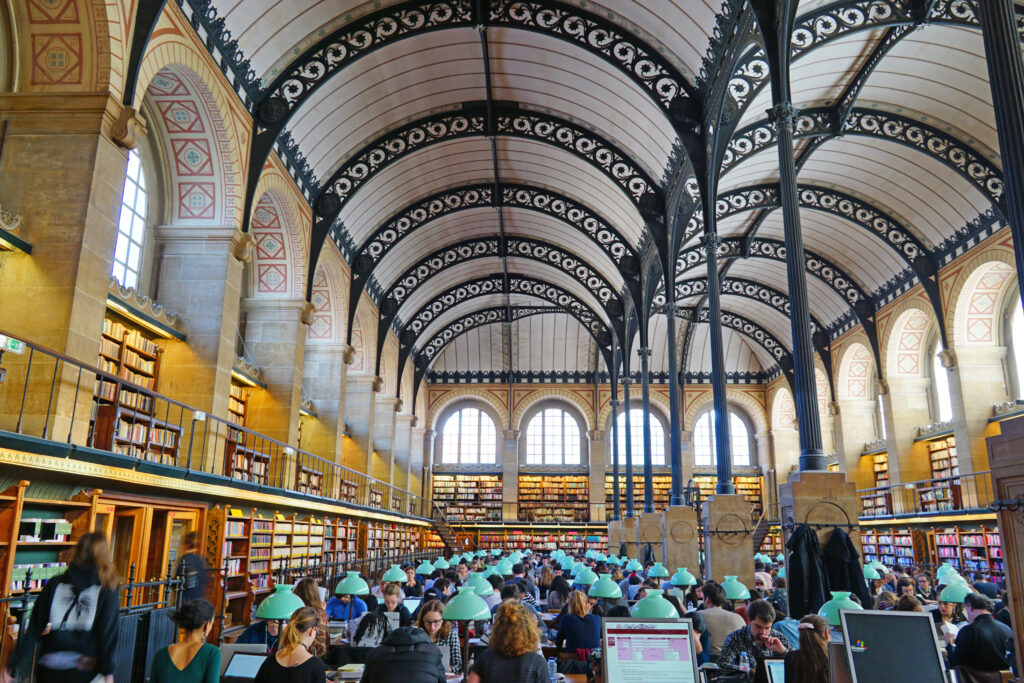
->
(400, 275, 505, 336)
(697, 307, 790, 362)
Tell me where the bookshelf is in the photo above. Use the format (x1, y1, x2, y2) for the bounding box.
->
(422, 529, 445, 551)
(325, 518, 359, 565)
(223, 382, 273, 486)
(478, 527, 607, 554)
(920, 437, 960, 512)
(296, 466, 324, 497)
(604, 474, 672, 512)
(338, 481, 359, 505)
(364, 522, 416, 558)
(0, 483, 100, 597)
(860, 454, 892, 516)
(91, 317, 180, 463)
(860, 527, 925, 567)
(518, 474, 589, 522)
(432, 474, 502, 521)
(228, 383, 249, 427)
(692, 475, 764, 521)
(929, 526, 1003, 578)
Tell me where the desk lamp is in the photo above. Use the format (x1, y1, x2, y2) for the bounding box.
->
(381, 564, 406, 583)
(671, 568, 697, 587)
(722, 576, 750, 601)
(818, 591, 862, 627)
(443, 586, 492, 672)
(649, 562, 669, 579)
(631, 589, 679, 618)
(434, 557, 450, 570)
(416, 560, 435, 576)
(574, 567, 599, 587)
(589, 574, 622, 600)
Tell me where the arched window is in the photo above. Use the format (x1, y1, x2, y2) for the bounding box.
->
(693, 410, 752, 467)
(614, 409, 666, 466)
(441, 407, 497, 464)
(876, 394, 887, 440)
(525, 408, 581, 465)
(931, 345, 953, 422)
(1010, 301, 1024, 399)
(113, 150, 147, 289)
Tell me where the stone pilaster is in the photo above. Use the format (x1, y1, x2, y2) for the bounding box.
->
(885, 376, 931, 481)
(371, 395, 400, 484)
(639, 511, 664, 564)
(664, 505, 700, 575)
(414, 428, 432, 501)
(502, 430, 519, 521)
(301, 343, 350, 463)
(588, 429, 606, 521)
(949, 346, 1009, 475)
(343, 374, 377, 474)
(701, 494, 754, 583)
(833, 399, 878, 488)
(392, 413, 414, 490)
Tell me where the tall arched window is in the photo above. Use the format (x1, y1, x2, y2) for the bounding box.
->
(693, 410, 752, 467)
(525, 408, 581, 465)
(113, 150, 147, 289)
(441, 407, 497, 464)
(1010, 302, 1024, 399)
(932, 345, 953, 422)
(614, 409, 665, 466)
(876, 394, 887, 440)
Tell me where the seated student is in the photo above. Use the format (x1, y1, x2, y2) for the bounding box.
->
(326, 589, 368, 621)
(482, 575, 504, 610)
(768, 602, 801, 651)
(873, 590, 898, 611)
(996, 590, 1012, 629)
(556, 591, 602, 657)
(422, 577, 452, 604)
(895, 595, 924, 613)
(545, 576, 571, 611)
(784, 615, 830, 683)
(294, 578, 329, 658)
(151, 599, 220, 683)
(353, 610, 392, 648)
(236, 617, 280, 651)
(468, 602, 548, 683)
(492, 584, 541, 626)
(360, 627, 446, 683)
(605, 604, 630, 618)
(944, 592, 1014, 673)
(415, 599, 462, 674)
(916, 572, 937, 602)
(254, 606, 327, 683)
(374, 582, 413, 628)
(372, 578, 405, 602)
(933, 597, 967, 638)
(403, 566, 423, 598)
(717, 598, 791, 675)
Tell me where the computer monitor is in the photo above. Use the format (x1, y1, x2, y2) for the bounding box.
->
(222, 652, 267, 680)
(764, 658, 786, 683)
(601, 617, 699, 683)
(840, 610, 949, 683)
(219, 644, 268, 676)
(404, 597, 421, 614)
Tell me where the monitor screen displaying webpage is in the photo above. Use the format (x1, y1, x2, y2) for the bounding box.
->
(602, 617, 698, 683)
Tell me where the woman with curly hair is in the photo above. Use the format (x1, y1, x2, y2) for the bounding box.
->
(293, 577, 329, 657)
(415, 599, 462, 673)
(468, 602, 547, 683)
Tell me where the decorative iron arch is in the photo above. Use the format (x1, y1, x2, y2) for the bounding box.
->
(675, 276, 825, 334)
(307, 102, 665, 301)
(373, 235, 624, 377)
(346, 181, 641, 343)
(688, 306, 795, 388)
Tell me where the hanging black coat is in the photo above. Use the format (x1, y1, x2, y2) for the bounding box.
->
(786, 524, 828, 619)
(823, 526, 873, 609)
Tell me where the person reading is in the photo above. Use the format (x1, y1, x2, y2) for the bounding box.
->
(944, 592, 1013, 673)
(717, 598, 791, 675)
(467, 602, 547, 683)
(326, 590, 368, 621)
(415, 599, 462, 674)
(374, 582, 413, 628)
(783, 615, 829, 683)
(359, 627, 446, 683)
(555, 591, 601, 657)
(702, 581, 746, 656)
(253, 607, 327, 683)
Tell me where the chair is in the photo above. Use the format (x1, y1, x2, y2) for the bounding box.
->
(952, 666, 1014, 683)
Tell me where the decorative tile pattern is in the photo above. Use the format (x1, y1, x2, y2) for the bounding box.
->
(26, 0, 79, 24)
(892, 309, 929, 376)
(177, 182, 215, 219)
(30, 33, 82, 85)
(842, 343, 872, 399)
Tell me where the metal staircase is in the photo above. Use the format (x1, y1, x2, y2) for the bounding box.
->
(431, 502, 466, 554)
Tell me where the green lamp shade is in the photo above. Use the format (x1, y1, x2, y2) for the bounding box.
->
(476, 550, 487, 558)
(722, 576, 751, 601)
(649, 562, 669, 579)
(753, 553, 765, 563)
(381, 564, 406, 582)
(490, 549, 501, 556)
(818, 591, 862, 627)
(442, 586, 492, 621)
(776, 554, 785, 563)
(671, 567, 697, 587)
(596, 552, 608, 563)
(585, 550, 596, 560)
(938, 582, 972, 603)
(631, 589, 679, 618)
(467, 572, 495, 597)
(481, 566, 497, 579)
(776, 567, 786, 579)
(868, 560, 887, 574)
(575, 568, 599, 586)
(946, 574, 970, 587)
(863, 564, 881, 581)
(496, 559, 514, 576)
(335, 571, 370, 596)
(607, 555, 620, 566)
(256, 584, 305, 619)
(551, 550, 564, 559)
(560, 558, 574, 571)
(625, 559, 643, 572)
(509, 551, 523, 564)
(434, 557, 450, 570)
(416, 560, 435, 575)
(589, 573, 622, 599)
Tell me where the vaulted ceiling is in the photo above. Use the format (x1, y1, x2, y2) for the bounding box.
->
(212, 0, 1015, 390)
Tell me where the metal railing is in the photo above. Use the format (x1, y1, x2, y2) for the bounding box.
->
(856, 470, 995, 519)
(0, 329, 429, 519)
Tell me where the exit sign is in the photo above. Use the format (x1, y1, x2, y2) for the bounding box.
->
(0, 335, 24, 354)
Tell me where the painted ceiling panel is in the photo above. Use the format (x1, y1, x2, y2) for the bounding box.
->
(685, 324, 767, 375)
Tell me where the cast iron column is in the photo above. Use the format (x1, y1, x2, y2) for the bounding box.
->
(666, 305, 685, 505)
(639, 346, 655, 513)
(622, 375, 636, 517)
(979, 0, 1024, 315)
(704, 233, 735, 494)
(771, 102, 825, 471)
(610, 396, 621, 521)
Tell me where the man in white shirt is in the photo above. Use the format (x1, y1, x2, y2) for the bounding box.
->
(700, 581, 746, 656)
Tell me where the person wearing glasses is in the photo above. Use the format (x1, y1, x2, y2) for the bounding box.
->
(415, 599, 463, 674)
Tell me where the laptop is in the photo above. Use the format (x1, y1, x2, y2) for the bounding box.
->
(403, 597, 421, 614)
(221, 652, 267, 681)
(764, 658, 786, 683)
(219, 643, 268, 676)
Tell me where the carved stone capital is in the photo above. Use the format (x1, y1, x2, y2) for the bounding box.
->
(875, 378, 889, 396)
(232, 231, 254, 263)
(300, 301, 315, 326)
(372, 376, 384, 393)
(588, 429, 605, 442)
(938, 347, 957, 369)
(502, 429, 520, 441)
(110, 105, 147, 150)
(828, 401, 841, 416)
(0, 203, 23, 234)
(342, 345, 357, 365)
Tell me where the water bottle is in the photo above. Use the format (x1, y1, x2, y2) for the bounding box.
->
(738, 651, 751, 674)
(547, 656, 558, 682)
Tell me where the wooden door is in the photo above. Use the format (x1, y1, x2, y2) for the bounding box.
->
(110, 506, 150, 584)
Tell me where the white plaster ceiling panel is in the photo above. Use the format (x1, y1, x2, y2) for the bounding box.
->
(685, 324, 767, 374)
(720, 294, 794, 351)
(515, 313, 594, 373)
(737, 28, 881, 129)
(416, 293, 540, 345)
(718, 145, 782, 194)
(505, 256, 610, 319)
(856, 25, 997, 155)
(288, 31, 485, 179)
(369, 207, 625, 291)
(487, 27, 676, 178)
(726, 258, 852, 328)
(644, 313, 671, 374)
(797, 136, 989, 242)
(338, 140, 494, 240)
(430, 322, 506, 373)
(585, 0, 720, 83)
(755, 210, 906, 293)
(714, 212, 755, 240)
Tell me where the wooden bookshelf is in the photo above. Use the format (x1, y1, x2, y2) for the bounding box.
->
(860, 527, 926, 568)
(929, 525, 1003, 578)
(228, 383, 249, 427)
(296, 466, 324, 497)
(604, 474, 672, 512)
(433, 473, 502, 521)
(518, 474, 589, 522)
(860, 454, 892, 516)
(0, 482, 100, 597)
(363, 521, 416, 557)
(920, 437, 960, 512)
(692, 475, 764, 521)
(224, 440, 271, 486)
(479, 527, 607, 554)
(325, 518, 359, 565)
(421, 529, 445, 551)
(338, 481, 359, 505)
(91, 316, 180, 463)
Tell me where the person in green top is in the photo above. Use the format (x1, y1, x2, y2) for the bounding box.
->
(151, 599, 220, 683)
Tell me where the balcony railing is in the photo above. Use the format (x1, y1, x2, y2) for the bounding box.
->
(857, 471, 995, 519)
(0, 329, 429, 519)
